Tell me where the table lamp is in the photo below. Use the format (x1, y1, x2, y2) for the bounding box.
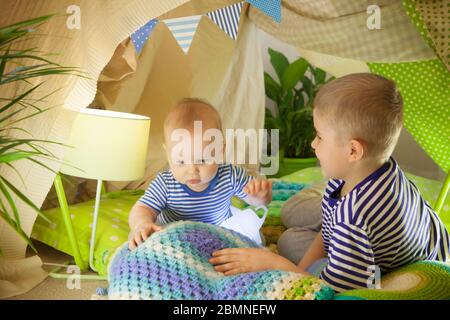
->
(56, 108, 150, 273)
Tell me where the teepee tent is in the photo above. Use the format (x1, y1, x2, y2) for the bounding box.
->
(0, 0, 448, 298)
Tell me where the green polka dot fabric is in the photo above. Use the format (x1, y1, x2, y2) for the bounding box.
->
(32, 190, 142, 275)
(373, 1, 450, 173)
(368, 59, 450, 173)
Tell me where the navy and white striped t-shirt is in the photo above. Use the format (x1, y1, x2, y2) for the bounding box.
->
(138, 163, 252, 225)
(320, 157, 449, 292)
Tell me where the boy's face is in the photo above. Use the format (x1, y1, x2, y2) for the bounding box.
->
(165, 129, 222, 192)
(311, 110, 350, 179)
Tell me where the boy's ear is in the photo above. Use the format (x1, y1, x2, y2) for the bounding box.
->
(162, 143, 166, 151)
(348, 139, 365, 162)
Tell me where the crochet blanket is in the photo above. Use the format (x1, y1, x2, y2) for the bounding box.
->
(107, 221, 334, 300)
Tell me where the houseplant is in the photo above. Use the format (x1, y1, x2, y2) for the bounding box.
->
(0, 14, 82, 255)
(264, 48, 333, 177)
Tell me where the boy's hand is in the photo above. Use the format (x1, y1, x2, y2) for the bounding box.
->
(243, 179, 272, 206)
(128, 222, 162, 250)
(209, 248, 278, 275)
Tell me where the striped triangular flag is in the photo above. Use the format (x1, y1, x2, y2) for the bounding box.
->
(206, 2, 244, 40)
(163, 15, 202, 54)
(246, 0, 281, 23)
(131, 19, 158, 54)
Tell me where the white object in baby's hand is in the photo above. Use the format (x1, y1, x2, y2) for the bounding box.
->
(219, 206, 268, 245)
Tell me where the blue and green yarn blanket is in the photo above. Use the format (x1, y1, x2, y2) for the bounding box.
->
(107, 221, 334, 300)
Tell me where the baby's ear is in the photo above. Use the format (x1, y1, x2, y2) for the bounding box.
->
(162, 143, 166, 151)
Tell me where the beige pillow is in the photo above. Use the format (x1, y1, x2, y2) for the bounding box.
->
(280, 182, 326, 230)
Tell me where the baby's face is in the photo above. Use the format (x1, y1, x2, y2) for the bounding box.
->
(311, 110, 350, 179)
(165, 130, 222, 192)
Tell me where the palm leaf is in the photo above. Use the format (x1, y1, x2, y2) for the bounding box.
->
(0, 207, 37, 253)
(0, 176, 50, 223)
(0, 82, 43, 114)
(0, 150, 38, 163)
(0, 14, 82, 254)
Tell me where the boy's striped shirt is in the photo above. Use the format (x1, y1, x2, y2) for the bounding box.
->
(321, 157, 449, 292)
(138, 163, 251, 225)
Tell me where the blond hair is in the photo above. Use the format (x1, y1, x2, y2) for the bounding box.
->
(313, 73, 403, 161)
(164, 97, 222, 141)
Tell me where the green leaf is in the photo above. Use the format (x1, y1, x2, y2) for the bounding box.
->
(0, 209, 37, 254)
(0, 176, 50, 223)
(0, 66, 82, 85)
(0, 52, 62, 67)
(1, 106, 49, 127)
(4, 163, 26, 187)
(264, 72, 281, 102)
(281, 58, 308, 93)
(268, 48, 289, 83)
(313, 67, 327, 85)
(0, 13, 85, 254)
(0, 45, 9, 81)
(0, 82, 43, 114)
(0, 151, 37, 163)
(302, 77, 313, 102)
(27, 157, 59, 176)
(0, 179, 21, 229)
(0, 14, 54, 48)
(0, 14, 54, 35)
(293, 89, 305, 110)
(279, 90, 293, 118)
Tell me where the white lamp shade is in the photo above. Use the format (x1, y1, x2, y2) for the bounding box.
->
(60, 108, 151, 181)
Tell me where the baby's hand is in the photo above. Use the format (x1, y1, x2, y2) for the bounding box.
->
(243, 178, 272, 206)
(128, 222, 162, 250)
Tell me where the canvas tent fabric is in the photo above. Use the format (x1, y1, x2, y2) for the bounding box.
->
(86, 3, 265, 192)
(249, 0, 450, 173)
(367, 0, 450, 173)
(0, 0, 448, 298)
(404, 0, 448, 70)
(248, 0, 436, 62)
(0, 0, 261, 297)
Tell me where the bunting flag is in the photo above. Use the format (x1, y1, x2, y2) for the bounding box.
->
(206, 2, 244, 40)
(131, 19, 158, 54)
(246, 0, 281, 23)
(163, 15, 202, 54)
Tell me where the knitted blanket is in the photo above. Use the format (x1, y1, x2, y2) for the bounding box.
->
(107, 221, 334, 300)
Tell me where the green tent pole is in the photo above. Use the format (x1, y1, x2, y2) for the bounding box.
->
(53, 172, 87, 270)
(435, 170, 450, 216)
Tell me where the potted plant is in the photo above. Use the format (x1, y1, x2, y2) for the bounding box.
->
(264, 48, 333, 178)
(0, 15, 82, 255)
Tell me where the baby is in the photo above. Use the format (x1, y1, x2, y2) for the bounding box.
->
(128, 98, 272, 249)
(209, 73, 449, 292)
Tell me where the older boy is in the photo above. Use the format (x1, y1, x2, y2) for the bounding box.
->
(210, 73, 449, 292)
